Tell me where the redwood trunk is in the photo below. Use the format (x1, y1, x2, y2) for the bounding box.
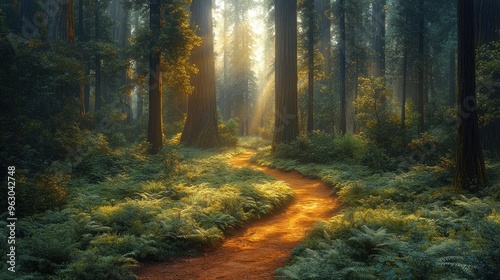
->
(272, 0, 299, 149)
(181, 0, 220, 148)
(455, 0, 487, 191)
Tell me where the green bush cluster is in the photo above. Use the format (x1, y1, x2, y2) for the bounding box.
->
(257, 147, 500, 280)
(0, 146, 293, 280)
(218, 118, 239, 147)
(274, 132, 366, 164)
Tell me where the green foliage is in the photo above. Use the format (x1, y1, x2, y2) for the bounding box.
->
(255, 147, 500, 280)
(17, 172, 69, 217)
(218, 118, 239, 147)
(354, 77, 419, 156)
(274, 132, 367, 164)
(4, 146, 293, 279)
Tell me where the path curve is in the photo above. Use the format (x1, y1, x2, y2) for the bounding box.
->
(136, 150, 338, 280)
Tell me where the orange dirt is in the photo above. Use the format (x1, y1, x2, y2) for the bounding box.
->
(136, 150, 338, 280)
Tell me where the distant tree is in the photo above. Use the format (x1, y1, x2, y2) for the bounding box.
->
(455, 0, 487, 191)
(181, 0, 221, 148)
(147, 0, 163, 154)
(417, 0, 425, 133)
(273, 0, 298, 149)
(94, 0, 103, 112)
(372, 0, 386, 78)
(338, 0, 347, 134)
(299, 0, 316, 133)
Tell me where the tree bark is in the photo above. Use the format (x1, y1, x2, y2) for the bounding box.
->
(372, 0, 386, 77)
(339, 0, 347, 135)
(449, 50, 456, 107)
(474, 0, 500, 158)
(455, 0, 487, 191)
(417, 0, 425, 134)
(94, 0, 102, 112)
(306, 0, 314, 133)
(148, 0, 163, 153)
(272, 0, 298, 149)
(181, 0, 221, 148)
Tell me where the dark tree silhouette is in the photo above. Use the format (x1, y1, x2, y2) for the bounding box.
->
(455, 0, 487, 191)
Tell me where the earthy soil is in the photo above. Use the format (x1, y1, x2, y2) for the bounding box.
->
(136, 150, 338, 280)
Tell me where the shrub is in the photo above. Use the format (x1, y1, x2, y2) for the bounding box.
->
(275, 132, 366, 164)
(218, 118, 239, 147)
(361, 146, 397, 171)
(17, 172, 69, 217)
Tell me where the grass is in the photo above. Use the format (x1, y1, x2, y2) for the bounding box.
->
(252, 146, 500, 280)
(0, 142, 293, 280)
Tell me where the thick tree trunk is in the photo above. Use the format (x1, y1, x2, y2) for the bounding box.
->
(474, 0, 500, 46)
(272, 0, 298, 149)
(455, 0, 487, 191)
(181, 0, 220, 148)
(339, 0, 347, 135)
(148, 0, 163, 153)
(474, 0, 500, 158)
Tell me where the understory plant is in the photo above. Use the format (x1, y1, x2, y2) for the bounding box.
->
(0, 143, 293, 280)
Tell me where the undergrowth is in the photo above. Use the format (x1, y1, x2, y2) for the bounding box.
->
(0, 142, 293, 280)
(253, 147, 500, 280)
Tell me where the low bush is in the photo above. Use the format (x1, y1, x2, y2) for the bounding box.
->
(274, 132, 367, 164)
(218, 118, 239, 147)
(254, 147, 500, 280)
(0, 145, 294, 279)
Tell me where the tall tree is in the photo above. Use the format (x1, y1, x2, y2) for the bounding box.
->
(417, 0, 425, 133)
(302, 0, 315, 133)
(474, 0, 500, 158)
(94, 0, 102, 111)
(372, 0, 386, 77)
(273, 0, 298, 149)
(339, 0, 347, 134)
(148, 0, 163, 154)
(449, 50, 456, 106)
(181, 0, 220, 148)
(455, 0, 487, 191)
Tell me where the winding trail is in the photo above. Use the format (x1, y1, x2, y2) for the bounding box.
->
(136, 150, 338, 279)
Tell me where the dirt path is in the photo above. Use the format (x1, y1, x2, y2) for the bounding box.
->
(136, 150, 338, 280)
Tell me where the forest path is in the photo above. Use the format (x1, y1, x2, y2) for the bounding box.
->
(136, 149, 338, 280)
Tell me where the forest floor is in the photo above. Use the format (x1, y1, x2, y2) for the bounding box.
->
(136, 149, 338, 279)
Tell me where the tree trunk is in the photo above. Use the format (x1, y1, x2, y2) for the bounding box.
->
(474, 0, 500, 46)
(401, 50, 408, 146)
(307, 0, 314, 133)
(474, 0, 500, 158)
(455, 0, 487, 191)
(181, 0, 220, 148)
(272, 0, 298, 149)
(339, 0, 347, 135)
(67, 0, 75, 44)
(147, 0, 163, 154)
(449, 50, 456, 107)
(372, 0, 386, 77)
(94, 0, 102, 112)
(417, 0, 425, 134)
